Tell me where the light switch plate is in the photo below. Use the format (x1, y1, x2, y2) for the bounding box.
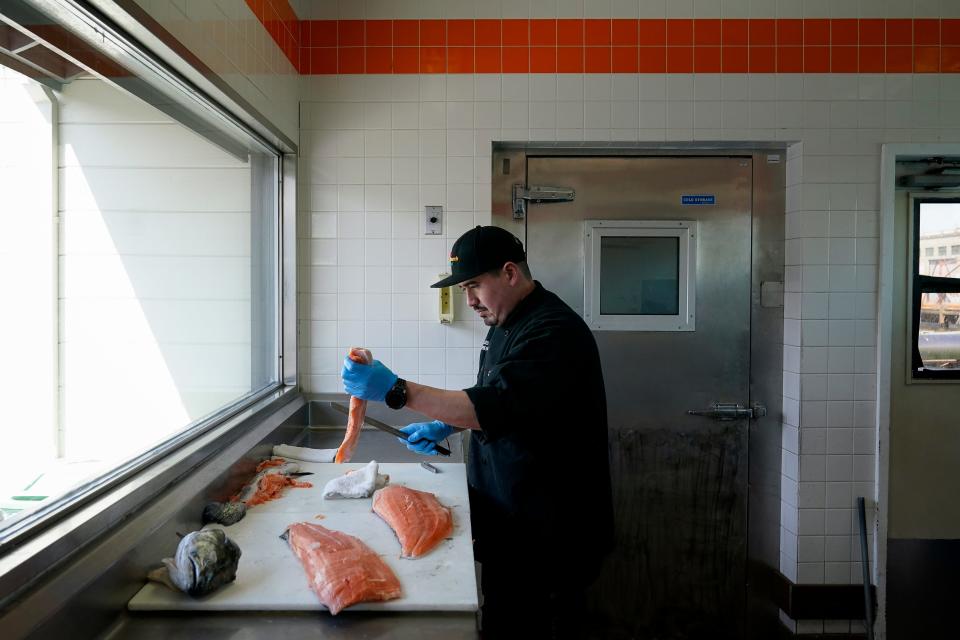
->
(425, 206, 442, 235)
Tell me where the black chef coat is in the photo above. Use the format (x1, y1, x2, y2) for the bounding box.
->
(463, 282, 614, 586)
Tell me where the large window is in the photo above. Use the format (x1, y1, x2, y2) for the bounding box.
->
(0, 6, 285, 533)
(911, 198, 960, 379)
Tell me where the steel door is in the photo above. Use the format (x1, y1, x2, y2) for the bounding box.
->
(525, 156, 753, 638)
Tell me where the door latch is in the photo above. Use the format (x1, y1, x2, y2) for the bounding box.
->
(512, 184, 575, 220)
(687, 402, 767, 421)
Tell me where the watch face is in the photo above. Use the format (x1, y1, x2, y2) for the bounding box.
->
(387, 379, 406, 409)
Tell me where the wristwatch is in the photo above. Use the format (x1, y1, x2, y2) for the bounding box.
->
(384, 378, 408, 410)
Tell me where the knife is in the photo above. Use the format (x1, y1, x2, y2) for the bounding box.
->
(329, 402, 452, 457)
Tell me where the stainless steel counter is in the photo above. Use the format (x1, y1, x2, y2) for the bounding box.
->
(102, 399, 478, 639)
(102, 611, 478, 639)
(290, 420, 468, 464)
(4, 395, 478, 640)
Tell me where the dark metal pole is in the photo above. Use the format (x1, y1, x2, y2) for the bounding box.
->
(857, 497, 875, 640)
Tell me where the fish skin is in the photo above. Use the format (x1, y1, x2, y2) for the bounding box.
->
(202, 502, 247, 526)
(159, 529, 241, 597)
(202, 459, 303, 526)
(335, 347, 372, 464)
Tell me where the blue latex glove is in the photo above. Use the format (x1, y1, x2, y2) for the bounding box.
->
(341, 357, 398, 402)
(397, 420, 454, 456)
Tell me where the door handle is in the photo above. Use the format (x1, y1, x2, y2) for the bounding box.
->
(687, 402, 767, 421)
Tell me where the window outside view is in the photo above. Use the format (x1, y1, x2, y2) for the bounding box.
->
(917, 201, 960, 371)
(0, 66, 278, 528)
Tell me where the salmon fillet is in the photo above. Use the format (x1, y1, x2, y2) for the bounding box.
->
(372, 485, 453, 558)
(336, 347, 372, 463)
(283, 522, 402, 615)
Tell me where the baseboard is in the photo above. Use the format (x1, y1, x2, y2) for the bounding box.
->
(752, 562, 876, 620)
(774, 621, 867, 640)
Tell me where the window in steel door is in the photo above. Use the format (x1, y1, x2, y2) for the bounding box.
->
(584, 220, 696, 331)
(600, 236, 679, 315)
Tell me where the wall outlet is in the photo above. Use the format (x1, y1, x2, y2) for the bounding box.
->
(425, 205, 442, 235)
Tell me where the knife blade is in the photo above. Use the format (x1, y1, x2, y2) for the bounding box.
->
(329, 402, 452, 457)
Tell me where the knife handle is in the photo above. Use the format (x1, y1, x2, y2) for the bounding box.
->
(411, 439, 451, 457)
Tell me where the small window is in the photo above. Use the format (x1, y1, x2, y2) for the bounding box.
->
(600, 236, 679, 315)
(584, 220, 696, 331)
(911, 199, 960, 379)
(925, 247, 935, 256)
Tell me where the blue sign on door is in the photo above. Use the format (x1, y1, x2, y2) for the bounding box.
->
(681, 194, 716, 205)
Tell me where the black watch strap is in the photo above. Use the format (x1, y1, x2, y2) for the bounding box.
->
(385, 378, 407, 410)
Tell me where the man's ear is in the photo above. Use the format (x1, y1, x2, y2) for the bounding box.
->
(503, 262, 520, 284)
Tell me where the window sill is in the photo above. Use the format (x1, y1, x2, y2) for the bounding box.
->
(0, 384, 300, 615)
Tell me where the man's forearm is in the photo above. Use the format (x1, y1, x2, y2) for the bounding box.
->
(405, 382, 480, 430)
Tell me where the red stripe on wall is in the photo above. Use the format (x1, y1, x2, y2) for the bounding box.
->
(249, 14, 960, 74)
(245, 0, 300, 70)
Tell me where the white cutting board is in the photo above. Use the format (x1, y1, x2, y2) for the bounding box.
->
(128, 462, 477, 612)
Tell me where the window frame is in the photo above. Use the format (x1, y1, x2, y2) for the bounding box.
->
(0, 0, 298, 594)
(583, 219, 697, 332)
(909, 195, 960, 381)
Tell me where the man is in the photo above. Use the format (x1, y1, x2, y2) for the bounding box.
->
(342, 225, 613, 638)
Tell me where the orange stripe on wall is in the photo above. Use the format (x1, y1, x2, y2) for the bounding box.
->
(245, 0, 300, 69)
(248, 14, 960, 74)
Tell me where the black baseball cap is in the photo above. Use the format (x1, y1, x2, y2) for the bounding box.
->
(431, 226, 527, 288)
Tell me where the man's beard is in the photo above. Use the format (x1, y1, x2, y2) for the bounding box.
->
(475, 306, 496, 326)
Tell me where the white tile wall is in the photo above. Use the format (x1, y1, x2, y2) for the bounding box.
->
(291, 1, 960, 22)
(274, 0, 960, 635)
(300, 64, 960, 629)
(133, 0, 299, 141)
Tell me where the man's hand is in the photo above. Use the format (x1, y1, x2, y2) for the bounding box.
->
(341, 357, 398, 402)
(397, 420, 454, 456)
